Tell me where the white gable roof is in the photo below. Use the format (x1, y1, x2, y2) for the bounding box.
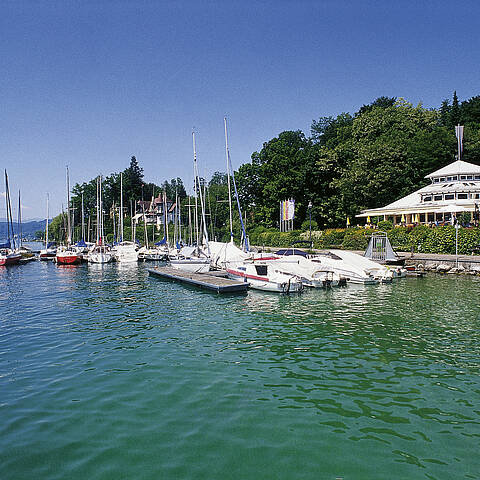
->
(425, 160, 480, 178)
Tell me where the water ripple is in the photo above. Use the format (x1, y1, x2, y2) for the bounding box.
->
(0, 259, 479, 479)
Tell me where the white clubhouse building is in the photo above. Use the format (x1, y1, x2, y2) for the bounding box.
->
(357, 159, 480, 225)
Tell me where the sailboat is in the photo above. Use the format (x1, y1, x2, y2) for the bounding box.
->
(0, 170, 21, 266)
(15, 190, 35, 260)
(112, 172, 139, 262)
(56, 167, 82, 265)
(169, 132, 210, 273)
(39, 194, 57, 260)
(88, 175, 113, 264)
(209, 118, 252, 270)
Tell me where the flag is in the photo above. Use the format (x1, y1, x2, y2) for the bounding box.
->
(281, 199, 295, 221)
(455, 125, 464, 156)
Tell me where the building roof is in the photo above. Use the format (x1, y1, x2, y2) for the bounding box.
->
(425, 160, 480, 178)
(357, 182, 479, 217)
(357, 158, 480, 218)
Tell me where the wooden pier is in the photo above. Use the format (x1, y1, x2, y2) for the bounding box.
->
(147, 266, 249, 293)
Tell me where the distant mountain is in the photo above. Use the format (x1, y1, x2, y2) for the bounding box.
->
(0, 220, 49, 239)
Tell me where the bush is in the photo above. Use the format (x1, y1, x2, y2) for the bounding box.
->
(341, 229, 371, 250)
(301, 219, 318, 231)
(377, 220, 393, 231)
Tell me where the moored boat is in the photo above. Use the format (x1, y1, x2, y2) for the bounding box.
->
(0, 246, 22, 266)
(112, 241, 139, 263)
(56, 246, 82, 265)
(226, 261, 303, 293)
(1, 171, 21, 266)
(56, 167, 82, 266)
(256, 253, 345, 288)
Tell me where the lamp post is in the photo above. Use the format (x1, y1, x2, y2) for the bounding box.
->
(308, 201, 312, 247)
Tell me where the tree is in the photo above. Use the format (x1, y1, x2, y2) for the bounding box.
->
(439, 99, 451, 127)
(451, 91, 460, 128)
(356, 96, 397, 116)
(332, 99, 452, 222)
(460, 95, 480, 125)
(124, 156, 144, 201)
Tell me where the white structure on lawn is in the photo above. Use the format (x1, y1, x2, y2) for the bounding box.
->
(357, 159, 480, 225)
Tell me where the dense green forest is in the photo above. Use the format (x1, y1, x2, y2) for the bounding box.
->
(236, 92, 480, 230)
(45, 92, 480, 244)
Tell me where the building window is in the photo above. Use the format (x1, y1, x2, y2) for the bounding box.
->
(434, 195, 443, 201)
(423, 196, 432, 202)
(467, 175, 473, 180)
(475, 194, 480, 199)
(460, 175, 467, 180)
(475, 175, 480, 180)
(433, 178, 440, 183)
(452, 176, 458, 180)
(457, 193, 468, 200)
(445, 194, 455, 200)
(440, 177, 446, 182)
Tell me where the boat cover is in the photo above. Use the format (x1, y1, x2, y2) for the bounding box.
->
(275, 248, 308, 257)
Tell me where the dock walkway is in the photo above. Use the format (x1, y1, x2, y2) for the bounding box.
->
(148, 266, 248, 293)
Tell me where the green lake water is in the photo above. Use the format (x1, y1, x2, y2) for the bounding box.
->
(1, 259, 479, 479)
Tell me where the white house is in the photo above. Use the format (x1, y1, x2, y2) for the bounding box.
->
(134, 194, 177, 226)
(357, 159, 480, 225)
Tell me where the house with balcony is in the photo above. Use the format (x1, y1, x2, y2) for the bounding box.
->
(134, 193, 177, 226)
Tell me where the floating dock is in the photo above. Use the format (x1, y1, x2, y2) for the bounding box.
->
(147, 266, 249, 293)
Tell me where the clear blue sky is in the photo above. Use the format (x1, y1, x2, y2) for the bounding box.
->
(1, 0, 479, 220)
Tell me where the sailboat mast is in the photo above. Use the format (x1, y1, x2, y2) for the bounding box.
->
(112, 201, 116, 242)
(66, 167, 71, 246)
(100, 176, 104, 243)
(224, 117, 234, 242)
(164, 191, 169, 246)
(96, 176, 99, 244)
(120, 172, 124, 242)
(5, 171, 16, 250)
(18, 190, 22, 247)
(192, 132, 199, 246)
(81, 192, 85, 240)
(45, 194, 49, 249)
(192, 134, 210, 253)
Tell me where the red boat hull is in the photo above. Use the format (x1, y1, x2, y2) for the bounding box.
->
(0, 254, 22, 266)
(56, 254, 82, 265)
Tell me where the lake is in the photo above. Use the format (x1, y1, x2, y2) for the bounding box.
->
(1, 256, 479, 479)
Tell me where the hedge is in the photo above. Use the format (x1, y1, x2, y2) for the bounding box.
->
(248, 225, 480, 255)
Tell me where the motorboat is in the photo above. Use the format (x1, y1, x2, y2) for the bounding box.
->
(88, 244, 113, 264)
(112, 241, 139, 263)
(312, 249, 391, 284)
(256, 252, 346, 288)
(169, 246, 211, 273)
(55, 246, 82, 265)
(226, 260, 303, 293)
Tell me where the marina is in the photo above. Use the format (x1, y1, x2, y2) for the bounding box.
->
(2, 3, 480, 478)
(1, 258, 479, 479)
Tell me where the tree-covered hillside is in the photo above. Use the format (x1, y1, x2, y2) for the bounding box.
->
(237, 93, 480, 229)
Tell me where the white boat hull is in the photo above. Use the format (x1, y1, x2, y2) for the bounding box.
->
(169, 258, 210, 274)
(88, 252, 113, 264)
(226, 266, 303, 293)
